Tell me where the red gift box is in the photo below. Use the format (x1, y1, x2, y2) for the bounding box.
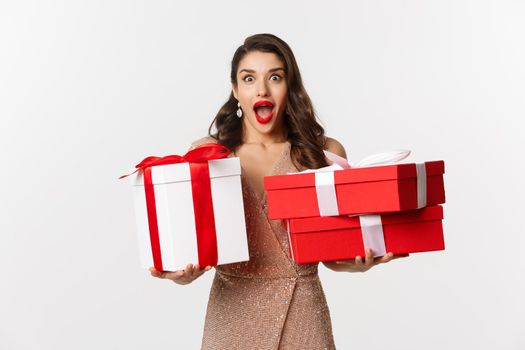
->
(265, 160, 445, 219)
(286, 205, 445, 264)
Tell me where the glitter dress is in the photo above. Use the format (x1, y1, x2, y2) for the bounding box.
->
(191, 137, 336, 350)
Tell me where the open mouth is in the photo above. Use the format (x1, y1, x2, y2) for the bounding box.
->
(253, 100, 274, 124)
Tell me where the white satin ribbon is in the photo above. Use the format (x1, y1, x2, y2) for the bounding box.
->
(359, 214, 387, 257)
(313, 150, 413, 216)
(416, 163, 427, 209)
(299, 163, 345, 216)
(315, 171, 340, 216)
(325, 149, 411, 169)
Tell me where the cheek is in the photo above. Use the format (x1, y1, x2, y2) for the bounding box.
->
(237, 93, 251, 109)
(276, 91, 288, 110)
(276, 85, 288, 103)
(238, 87, 254, 102)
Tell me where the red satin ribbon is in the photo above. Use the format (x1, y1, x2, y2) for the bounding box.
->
(120, 144, 230, 271)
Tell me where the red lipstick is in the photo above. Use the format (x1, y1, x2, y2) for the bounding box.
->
(253, 100, 274, 124)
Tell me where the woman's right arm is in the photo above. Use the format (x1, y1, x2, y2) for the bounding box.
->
(149, 264, 212, 285)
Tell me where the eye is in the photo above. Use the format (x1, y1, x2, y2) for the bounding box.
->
(242, 75, 254, 82)
(270, 74, 281, 81)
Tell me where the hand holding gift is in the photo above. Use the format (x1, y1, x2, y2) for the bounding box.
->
(323, 249, 409, 273)
(149, 264, 212, 285)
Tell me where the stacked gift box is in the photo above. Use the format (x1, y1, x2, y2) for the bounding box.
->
(263, 150, 446, 264)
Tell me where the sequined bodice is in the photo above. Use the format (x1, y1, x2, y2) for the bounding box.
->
(217, 141, 318, 279)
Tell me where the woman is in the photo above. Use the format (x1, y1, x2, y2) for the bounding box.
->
(150, 33, 402, 349)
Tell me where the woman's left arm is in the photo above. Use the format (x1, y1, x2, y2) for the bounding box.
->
(322, 137, 408, 273)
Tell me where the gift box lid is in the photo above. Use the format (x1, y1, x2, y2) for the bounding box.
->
(289, 205, 444, 234)
(130, 157, 241, 186)
(264, 160, 444, 191)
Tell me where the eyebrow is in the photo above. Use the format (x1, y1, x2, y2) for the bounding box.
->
(238, 67, 286, 74)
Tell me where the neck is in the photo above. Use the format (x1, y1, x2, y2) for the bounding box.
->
(241, 122, 287, 147)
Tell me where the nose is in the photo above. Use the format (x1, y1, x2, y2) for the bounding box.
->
(256, 80, 269, 97)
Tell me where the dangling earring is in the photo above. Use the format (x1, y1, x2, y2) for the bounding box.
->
(236, 102, 243, 118)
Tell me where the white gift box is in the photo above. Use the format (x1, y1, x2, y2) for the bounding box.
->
(127, 157, 249, 271)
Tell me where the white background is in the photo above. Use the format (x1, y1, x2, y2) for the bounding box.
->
(1, 1, 524, 349)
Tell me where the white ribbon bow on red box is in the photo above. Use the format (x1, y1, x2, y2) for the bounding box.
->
(315, 149, 429, 216)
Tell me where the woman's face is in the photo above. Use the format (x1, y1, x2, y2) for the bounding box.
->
(232, 51, 288, 138)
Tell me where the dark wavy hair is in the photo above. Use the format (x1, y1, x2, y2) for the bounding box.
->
(208, 33, 328, 170)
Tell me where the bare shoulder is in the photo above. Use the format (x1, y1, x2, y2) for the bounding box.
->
(323, 137, 347, 159)
(189, 136, 217, 150)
